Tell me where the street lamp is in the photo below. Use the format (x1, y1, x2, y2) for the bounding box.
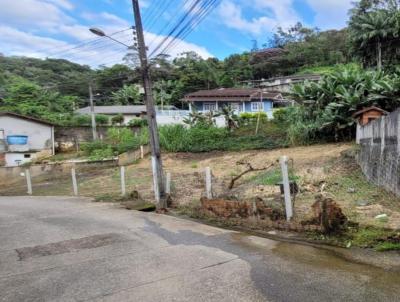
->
(89, 27, 137, 49)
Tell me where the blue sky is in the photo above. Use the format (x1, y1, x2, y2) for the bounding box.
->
(0, 0, 355, 67)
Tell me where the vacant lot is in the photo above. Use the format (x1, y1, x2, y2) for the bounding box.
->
(2, 143, 400, 229)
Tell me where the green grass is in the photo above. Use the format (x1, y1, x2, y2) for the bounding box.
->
(251, 168, 300, 186)
(375, 242, 400, 252)
(351, 227, 389, 248)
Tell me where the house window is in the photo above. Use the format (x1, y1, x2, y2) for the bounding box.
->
(203, 103, 217, 112)
(251, 102, 264, 112)
(24, 154, 31, 159)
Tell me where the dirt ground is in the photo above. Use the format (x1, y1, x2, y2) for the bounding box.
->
(2, 143, 400, 229)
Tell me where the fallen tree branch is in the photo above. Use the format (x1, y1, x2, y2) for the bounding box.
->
(229, 161, 274, 190)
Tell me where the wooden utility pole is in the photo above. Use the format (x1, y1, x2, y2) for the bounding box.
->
(89, 83, 98, 140)
(131, 0, 166, 208)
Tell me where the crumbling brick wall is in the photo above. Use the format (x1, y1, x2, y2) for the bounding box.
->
(356, 108, 400, 196)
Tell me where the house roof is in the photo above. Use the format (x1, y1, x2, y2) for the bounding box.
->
(75, 105, 147, 115)
(183, 88, 283, 102)
(0, 112, 55, 126)
(352, 106, 388, 118)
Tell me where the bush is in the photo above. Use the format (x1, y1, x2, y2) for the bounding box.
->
(96, 114, 109, 125)
(159, 124, 284, 153)
(128, 118, 148, 127)
(70, 114, 109, 126)
(71, 114, 91, 126)
(111, 114, 124, 125)
(240, 112, 267, 121)
(81, 127, 149, 158)
(272, 108, 289, 123)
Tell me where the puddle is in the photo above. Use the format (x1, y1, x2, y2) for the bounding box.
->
(231, 232, 400, 294)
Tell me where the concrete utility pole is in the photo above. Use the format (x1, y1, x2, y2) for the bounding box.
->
(131, 0, 166, 208)
(89, 83, 98, 140)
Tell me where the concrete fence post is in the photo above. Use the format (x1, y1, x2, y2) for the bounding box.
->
(165, 172, 171, 195)
(205, 167, 212, 199)
(25, 169, 32, 195)
(120, 166, 126, 196)
(71, 167, 78, 196)
(140, 145, 144, 159)
(280, 156, 293, 221)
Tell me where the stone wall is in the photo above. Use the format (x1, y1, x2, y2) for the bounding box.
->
(55, 126, 140, 152)
(356, 108, 400, 196)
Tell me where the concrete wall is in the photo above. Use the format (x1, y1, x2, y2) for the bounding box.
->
(356, 108, 400, 196)
(0, 115, 53, 151)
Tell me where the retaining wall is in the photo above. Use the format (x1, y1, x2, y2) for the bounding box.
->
(356, 108, 400, 196)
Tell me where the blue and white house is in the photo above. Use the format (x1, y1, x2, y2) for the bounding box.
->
(183, 88, 287, 118)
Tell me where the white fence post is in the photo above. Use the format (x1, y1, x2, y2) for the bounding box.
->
(165, 172, 171, 195)
(71, 167, 78, 196)
(120, 166, 126, 196)
(280, 156, 293, 221)
(25, 169, 32, 195)
(205, 167, 212, 199)
(140, 145, 144, 159)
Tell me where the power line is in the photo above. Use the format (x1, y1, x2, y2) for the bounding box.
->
(149, 0, 202, 57)
(157, 0, 219, 57)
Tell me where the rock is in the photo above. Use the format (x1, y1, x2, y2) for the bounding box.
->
(356, 200, 369, 206)
(347, 188, 356, 194)
(375, 214, 389, 222)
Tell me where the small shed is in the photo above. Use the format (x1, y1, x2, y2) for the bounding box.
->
(353, 106, 387, 126)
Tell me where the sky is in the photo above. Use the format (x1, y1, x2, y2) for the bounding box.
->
(0, 0, 355, 67)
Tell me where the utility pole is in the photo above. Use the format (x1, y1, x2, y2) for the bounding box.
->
(89, 83, 98, 140)
(132, 0, 166, 208)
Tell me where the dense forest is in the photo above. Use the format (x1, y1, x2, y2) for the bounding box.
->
(0, 0, 399, 128)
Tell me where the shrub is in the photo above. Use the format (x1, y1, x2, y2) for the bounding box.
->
(71, 114, 91, 126)
(95, 114, 109, 125)
(71, 114, 109, 126)
(111, 114, 124, 125)
(159, 124, 284, 153)
(272, 108, 289, 123)
(240, 112, 267, 120)
(128, 118, 148, 127)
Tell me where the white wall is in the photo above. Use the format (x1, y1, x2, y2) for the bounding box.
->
(0, 116, 53, 151)
(5, 153, 35, 167)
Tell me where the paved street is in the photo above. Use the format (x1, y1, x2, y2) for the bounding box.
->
(0, 196, 399, 302)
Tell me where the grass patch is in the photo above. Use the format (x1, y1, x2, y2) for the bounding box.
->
(351, 227, 389, 248)
(375, 242, 400, 252)
(251, 168, 300, 186)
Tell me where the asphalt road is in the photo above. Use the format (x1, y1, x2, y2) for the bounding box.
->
(0, 196, 399, 302)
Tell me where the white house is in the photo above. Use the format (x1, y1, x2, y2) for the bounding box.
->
(0, 112, 55, 167)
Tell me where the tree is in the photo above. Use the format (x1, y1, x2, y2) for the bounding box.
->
(349, 1, 399, 69)
(111, 84, 142, 105)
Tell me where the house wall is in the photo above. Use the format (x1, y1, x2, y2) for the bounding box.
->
(356, 108, 400, 196)
(0, 116, 53, 151)
(191, 100, 274, 118)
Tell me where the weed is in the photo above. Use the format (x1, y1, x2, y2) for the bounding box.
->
(375, 242, 400, 252)
(251, 168, 300, 186)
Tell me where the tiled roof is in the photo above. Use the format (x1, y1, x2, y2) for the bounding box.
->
(75, 106, 147, 115)
(352, 106, 388, 117)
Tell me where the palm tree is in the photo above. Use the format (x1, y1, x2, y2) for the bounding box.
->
(350, 9, 394, 70)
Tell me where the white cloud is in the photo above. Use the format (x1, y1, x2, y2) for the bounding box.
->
(305, 0, 353, 29)
(145, 32, 213, 59)
(0, 0, 74, 29)
(217, 0, 301, 36)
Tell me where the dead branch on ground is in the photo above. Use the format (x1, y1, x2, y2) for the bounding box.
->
(229, 160, 274, 190)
